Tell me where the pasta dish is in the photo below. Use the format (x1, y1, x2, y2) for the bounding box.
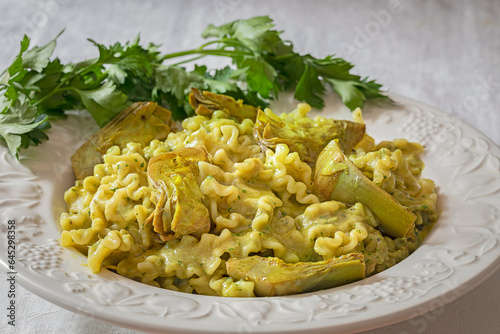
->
(59, 89, 438, 297)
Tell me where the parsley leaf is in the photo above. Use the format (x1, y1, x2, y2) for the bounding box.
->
(0, 94, 48, 157)
(74, 81, 130, 127)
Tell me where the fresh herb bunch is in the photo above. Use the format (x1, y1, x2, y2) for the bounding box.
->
(0, 16, 388, 158)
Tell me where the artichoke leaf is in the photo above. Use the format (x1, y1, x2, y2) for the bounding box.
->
(146, 147, 211, 241)
(226, 254, 365, 296)
(71, 102, 175, 180)
(253, 108, 365, 164)
(314, 139, 416, 238)
(189, 87, 259, 121)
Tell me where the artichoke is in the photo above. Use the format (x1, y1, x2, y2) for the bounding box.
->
(189, 87, 259, 121)
(253, 108, 365, 164)
(71, 102, 175, 179)
(146, 147, 211, 241)
(314, 139, 416, 238)
(226, 254, 365, 296)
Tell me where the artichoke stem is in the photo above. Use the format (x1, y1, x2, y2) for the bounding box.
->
(314, 140, 416, 238)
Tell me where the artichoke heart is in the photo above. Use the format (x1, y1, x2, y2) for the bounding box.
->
(146, 147, 211, 241)
(71, 102, 175, 180)
(189, 87, 259, 121)
(314, 139, 416, 238)
(253, 108, 365, 164)
(226, 254, 365, 296)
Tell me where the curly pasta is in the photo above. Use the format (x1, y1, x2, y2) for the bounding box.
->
(60, 102, 438, 297)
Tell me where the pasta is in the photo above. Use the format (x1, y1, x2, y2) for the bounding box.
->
(60, 99, 438, 297)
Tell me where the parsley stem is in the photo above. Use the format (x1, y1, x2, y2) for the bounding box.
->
(160, 49, 251, 61)
(160, 39, 251, 63)
(33, 83, 64, 107)
(171, 55, 207, 66)
(33, 59, 102, 107)
(198, 39, 249, 50)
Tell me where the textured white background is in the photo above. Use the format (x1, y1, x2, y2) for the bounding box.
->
(0, 0, 499, 333)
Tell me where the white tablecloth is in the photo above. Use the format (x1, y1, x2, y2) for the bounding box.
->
(1, 0, 499, 333)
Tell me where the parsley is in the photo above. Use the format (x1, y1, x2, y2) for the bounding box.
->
(0, 16, 388, 158)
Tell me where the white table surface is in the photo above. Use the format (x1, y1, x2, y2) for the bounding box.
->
(1, 0, 499, 333)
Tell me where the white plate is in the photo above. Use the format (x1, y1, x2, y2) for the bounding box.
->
(1, 94, 499, 334)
